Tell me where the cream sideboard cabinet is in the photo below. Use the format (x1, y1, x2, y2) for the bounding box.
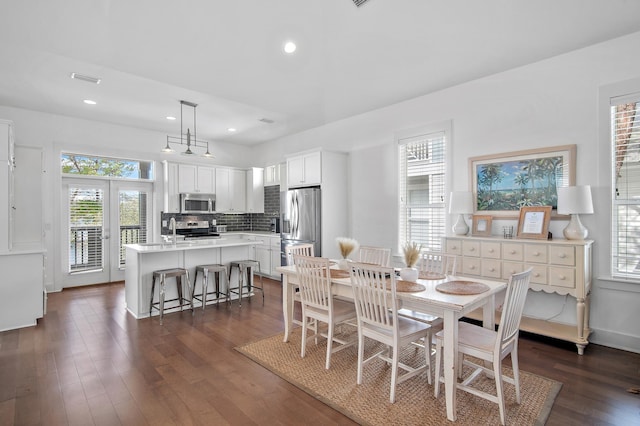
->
(444, 236, 593, 354)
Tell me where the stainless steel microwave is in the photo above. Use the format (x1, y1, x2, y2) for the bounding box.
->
(180, 193, 215, 214)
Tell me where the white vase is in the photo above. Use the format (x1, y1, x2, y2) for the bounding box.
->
(337, 258, 350, 271)
(400, 267, 419, 282)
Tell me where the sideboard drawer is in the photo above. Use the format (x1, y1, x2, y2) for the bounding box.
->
(529, 265, 548, 285)
(503, 261, 525, 278)
(548, 266, 575, 288)
(446, 239, 462, 255)
(549, 245, 575, 266)
(481, 241, 501, 259)
(462, 257, 481, 276)
(524, 244, 548, 264)
(502, 243, 523, 261)
(481, 259, 502, 279)
(462, 240, 481, 257)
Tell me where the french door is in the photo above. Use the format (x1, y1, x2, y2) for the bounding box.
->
(62, 178, 153, 287)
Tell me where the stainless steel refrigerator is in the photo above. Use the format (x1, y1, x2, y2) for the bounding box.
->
(280, 187, 321, 266)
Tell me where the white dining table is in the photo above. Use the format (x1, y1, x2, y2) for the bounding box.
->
(276, 264, 507, 422)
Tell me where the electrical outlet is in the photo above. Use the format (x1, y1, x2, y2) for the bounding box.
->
(162, 220, 167, 227)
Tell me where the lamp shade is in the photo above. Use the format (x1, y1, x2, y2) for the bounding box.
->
(449, 191, 474, 214)
(557, 185, 594, 215)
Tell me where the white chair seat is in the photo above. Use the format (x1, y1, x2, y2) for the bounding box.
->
(307, 298, 355, 322)
(452, 321, 497, 353)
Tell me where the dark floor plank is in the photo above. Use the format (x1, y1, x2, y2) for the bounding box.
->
(1, 279, 638, 425)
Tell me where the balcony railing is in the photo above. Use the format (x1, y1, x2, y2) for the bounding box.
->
(69, 225, 145, 271)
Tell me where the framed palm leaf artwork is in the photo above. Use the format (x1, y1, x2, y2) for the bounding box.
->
(469, 145, 576, 218)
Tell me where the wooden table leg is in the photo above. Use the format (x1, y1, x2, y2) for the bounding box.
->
(282, 273, 293, 343)
(443, 310, 458, 422)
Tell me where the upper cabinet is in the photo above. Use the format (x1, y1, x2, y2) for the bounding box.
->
(177, 164, 215, 193)
(264, 164, 281, 186)
(246, 167, 264, 213)
(0, 119, 14, 251)
(287, 151, 321, 188)
(215, 168, 246, 213)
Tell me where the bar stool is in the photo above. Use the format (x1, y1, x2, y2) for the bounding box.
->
(227, 260, 264, 307)
(192, 264, 228, 310)
(149, 267, 192, 325)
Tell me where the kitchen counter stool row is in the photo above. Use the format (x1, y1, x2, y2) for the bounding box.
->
(149, 259, 263, 324)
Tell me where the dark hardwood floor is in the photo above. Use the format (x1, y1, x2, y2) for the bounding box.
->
(0, 279, 638, 425)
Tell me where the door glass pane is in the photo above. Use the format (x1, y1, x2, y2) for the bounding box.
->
(119, 190, 148, 267)
(69, 187, 104, 272)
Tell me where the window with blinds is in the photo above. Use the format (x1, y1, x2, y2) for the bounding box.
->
(398, 131, 446, 253)
(69, 187, 104, 272)
(611, 95, 640, 280)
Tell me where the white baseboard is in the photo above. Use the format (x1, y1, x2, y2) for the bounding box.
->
(590, 328, 640, 354)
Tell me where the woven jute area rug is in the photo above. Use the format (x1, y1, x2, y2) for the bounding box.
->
(236, 326, 561, 426)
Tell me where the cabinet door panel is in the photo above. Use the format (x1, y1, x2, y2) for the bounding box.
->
(529, 265, 548, 285)
(549, 246, 575, 266)
(197, 167, 215, 193)
(178, 164, 197, 193)
(548, 266, 575, 288)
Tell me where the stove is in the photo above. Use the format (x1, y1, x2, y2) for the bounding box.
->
(174, 220, 220, 239)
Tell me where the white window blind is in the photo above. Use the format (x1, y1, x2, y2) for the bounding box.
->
(398, 131, 446, 252)
(611, 95, 640, 280)
(119, 190, 148, 267)
(69, 187, 104, 272)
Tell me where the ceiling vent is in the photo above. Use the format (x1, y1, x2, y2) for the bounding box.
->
(70, 72, 101, 84)
(259, 118, 275, 124)
(352, 0, 369, 6)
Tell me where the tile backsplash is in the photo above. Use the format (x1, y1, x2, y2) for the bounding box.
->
(161, 185, 281, 234)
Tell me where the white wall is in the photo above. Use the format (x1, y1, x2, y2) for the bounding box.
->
(252, 31, 640, 353)
(0, 105, 253, 292)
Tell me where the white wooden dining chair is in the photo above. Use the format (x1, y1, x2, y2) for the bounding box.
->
(293, 255, 357, 369)
(349, 262, 431, 403)
(285, 243, 315, 265)
(434, 268, 533, 425)
(398, 251, 458, 352)
(419, 251, 457, 277)
(358, 246, 391, 266)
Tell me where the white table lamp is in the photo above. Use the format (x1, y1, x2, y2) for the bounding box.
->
(449, 191, 473, 235)
(557, 185, 594, 240)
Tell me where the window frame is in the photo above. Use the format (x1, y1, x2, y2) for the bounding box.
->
(395, 121, 452, 255)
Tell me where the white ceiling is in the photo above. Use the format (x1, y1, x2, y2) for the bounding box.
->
(1, 0, 640, 146)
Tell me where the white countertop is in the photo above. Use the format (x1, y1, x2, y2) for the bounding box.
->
(125, 237, 263, 253)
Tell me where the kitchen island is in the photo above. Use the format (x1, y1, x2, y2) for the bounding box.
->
(124, 237, 263, 319)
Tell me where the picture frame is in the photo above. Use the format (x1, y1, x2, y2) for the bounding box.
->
(469, 145, 576, 218)
(472, 215, 493, 237)
(516, 206, 552, 239)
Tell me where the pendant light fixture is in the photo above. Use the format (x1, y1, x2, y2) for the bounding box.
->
(162, 100, 214, 158)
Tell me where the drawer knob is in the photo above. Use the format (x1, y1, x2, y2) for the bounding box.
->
(510, 270, 516, 274)
(469, 247, 475, 252)
(534, 273, 540, 277)
(559, 253, 567, 258)
(469, 266, 476, 270)
(533, 252, 540, 256)
(489, 248, 494, 253)
(559, 275, 566, 280)
(510, 250, 516, 254)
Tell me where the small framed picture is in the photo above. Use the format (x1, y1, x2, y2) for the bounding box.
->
(472, 215, 493, 237)
(516, 206, 552, 239)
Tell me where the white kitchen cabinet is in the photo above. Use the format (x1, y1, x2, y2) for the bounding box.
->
(215, 168, 246, 212)
(444, 235, 593, 354)
(246, 167, 264, 213)
(287, 151, 321, 188)
(163, 161, 180, 213)
(263, 164, 281, 186)
(244, 234, 281, 278)
(177, 164, 215, 193)
(0, 251, 44, 331)
(0, 119, 14, 251)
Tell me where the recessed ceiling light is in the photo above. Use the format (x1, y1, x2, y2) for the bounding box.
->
(83, 99, 97, 105)
(283, 41, 297, 54)
(166, 116, 176, 120)
(227, 128, 236, 132)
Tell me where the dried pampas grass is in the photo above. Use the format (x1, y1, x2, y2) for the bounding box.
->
(336, 237, 359, 259)
(403, 241, 422, 267)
